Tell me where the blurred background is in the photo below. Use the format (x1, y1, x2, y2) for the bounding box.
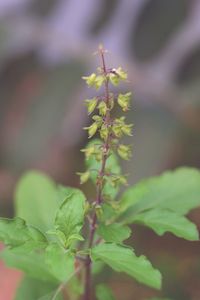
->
(0, 0, 200, 299)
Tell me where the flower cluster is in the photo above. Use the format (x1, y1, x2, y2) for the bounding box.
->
(78, 46, 133, 195)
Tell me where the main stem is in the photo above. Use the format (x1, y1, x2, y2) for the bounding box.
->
(83, 48, 111, 300)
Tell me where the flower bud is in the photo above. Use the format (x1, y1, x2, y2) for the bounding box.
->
(77, 171, 90, 184)
(98, 101, 107, 116)
(117, 144, 132, 160)
(84, 122, 98, 138)
(85, 98, 98, 114)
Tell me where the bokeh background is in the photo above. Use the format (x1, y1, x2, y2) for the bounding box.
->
(0, 0, 200, 299)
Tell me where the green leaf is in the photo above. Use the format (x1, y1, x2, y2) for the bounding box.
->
(38, 291, 62, 300)
(132, 209, 199, 240)
(15, 276, 60, 300)
(45, 243, 75, 282)
(0, 217, 47, 248)
(85, 139, 121, 199)
(55, 188, 86, 245)
(100, 203, 118, 222)
(1, 248, 57, 282)
(58, 185, 81, 203)
(67, 276, 84, 300)
(91, 243, 162, 290)
(97, 223, 131, 243)
(96, 284, 115, 300)
(119, 168, 200, 217)
(15, 171, 60, 232)
(92, 260, 105, 275)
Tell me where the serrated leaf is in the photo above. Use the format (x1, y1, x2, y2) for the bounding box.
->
(119, 168, 200, 217)
(0, 217, 47, 249)
(15, 276, 61, 300)
(55, 188, 86, 243)
(85, 139, 121, 199)
(15, 171, 60, 232)
(96, 284, 115, 300)
(91, 243, 162, 290)
(1, 248, 57, 282)
(131, 209, 199, 241)
(45, 244, 74, 282)
(97, 223, 131, 243)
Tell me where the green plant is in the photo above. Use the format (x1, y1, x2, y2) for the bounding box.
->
(1, 45, 200, 300)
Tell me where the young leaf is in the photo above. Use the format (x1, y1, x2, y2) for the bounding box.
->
(55, 188, 86, 245)
(91, 243, 162, 290)
(0, 217, 47, 248)
(131, 209, 199, 241)
(96, 284, 116, 300)
(15, 276, 61, 300)
(119, 168, 200, 217)
(97, 223, 131, 243)
(45, 243, 74, 282)
(15, 171, 59, 232)
(85, 139, 121, 199)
